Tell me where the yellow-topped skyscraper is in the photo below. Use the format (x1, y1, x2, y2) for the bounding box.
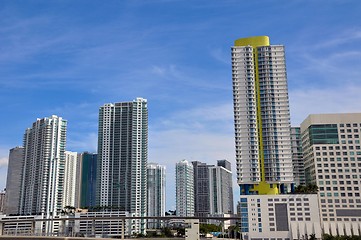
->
(232, 36, 294, 195)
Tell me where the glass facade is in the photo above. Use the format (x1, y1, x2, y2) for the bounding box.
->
(308, 124, 339, 144)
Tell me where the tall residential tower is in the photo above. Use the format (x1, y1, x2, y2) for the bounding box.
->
(19, 115, 67, 233)
(192, 161, 212, 219)
(232, 36, 293, 195)
(209, 160, 234, 215)
(96, 98, 148, 234)
(176, 159, 194, 217)
(147, 163, 166, 228)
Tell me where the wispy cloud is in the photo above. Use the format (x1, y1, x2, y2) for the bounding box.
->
(311, 29, 361, 50)
(290, 85, 361, 126)
(153, 102, 233, 133)
(209, 48, 229, 65)
(0, 147, 10, 190)
(67, 132, 98, 153)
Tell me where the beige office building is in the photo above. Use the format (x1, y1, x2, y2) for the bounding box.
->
(301, 113, 361, 235)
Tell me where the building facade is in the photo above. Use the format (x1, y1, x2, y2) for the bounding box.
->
(20, 116, 67, 216)
(291, 127, 305, 186)
(19, 115, 67, 233)
(209, 160, 234, 215)
(78, 152, 97, 208)
(232, 36, 293, 195)
(74, 211, 130, 237)
(301, 113, 361, 235)
(5, 146, 24, 215)
(176, 159, 194, 217)
(63, 151, 78, 209)
(96, 98, 148, 234)
(239, 194, 322, 240)
(147, 163, 166, 229)
(192, 161, 212, 219)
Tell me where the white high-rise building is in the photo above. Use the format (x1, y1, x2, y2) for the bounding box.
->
(19, 115, 67, 232)
(175, 159, 194, 217)
(5, 146, 24, 215)
(63, 151, 79, 208)
(232, 36, 293, 195)
(147, 163, 166, 229)
(301, 113, 361, 235)
(96, 98, 148, 235)
(209, 160, 234, 215)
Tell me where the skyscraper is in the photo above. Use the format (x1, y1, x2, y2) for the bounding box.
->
(5, 146, 24, 215)
(232, 36, 293, 195)
(209, 160, 234, 215)
(96, 98, 148, 234)
(78, 152, 97, 208)
(147, 163, 166, 229)
(175, 159, 194, 217)
(63, 151, 78, 208)
(192, 161, 212, 219)
(301, 113, 361, 235)
(19, 115, 67, 231)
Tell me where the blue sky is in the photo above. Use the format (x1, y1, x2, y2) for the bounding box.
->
(1, 0, 361, 210)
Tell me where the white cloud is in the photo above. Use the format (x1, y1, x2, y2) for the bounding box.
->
(311, 29, 361, 50)
(0, 147, 10, 190)
(0, 157, 8, 168)
(154, 102, 234, 133)
(0, 147, 9, 167)
(290, 85, 361, 126)
(209, 48, 229, 65)
(66, 132, 98, 153)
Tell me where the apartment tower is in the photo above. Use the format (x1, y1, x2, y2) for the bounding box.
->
(232, 36, 293, 195)
(176, 159, 194, 217)
(19, 115, 67, 233)
(192, 161, 212, 219)
(96, 98, 148, 234)
(63, 151, 78, 208)
(209, 160, 234, 215)
(147, 163, 166, 229)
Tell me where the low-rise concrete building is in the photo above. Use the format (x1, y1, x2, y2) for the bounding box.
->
(239, 194, 322, 240)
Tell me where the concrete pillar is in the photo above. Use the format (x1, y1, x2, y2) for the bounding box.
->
(121, 218, 125, 240)
(0, 221, 3, 236)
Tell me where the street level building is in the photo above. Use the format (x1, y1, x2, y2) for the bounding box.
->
(301, 113, 361, 235)
(96, 98, 148, 235)
(74, 211, 130, 238)
(232, 36, 293, 195)
(239, 194, 321, 240)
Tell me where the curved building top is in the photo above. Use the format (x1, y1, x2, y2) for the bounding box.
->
(234, 36, 270, 47)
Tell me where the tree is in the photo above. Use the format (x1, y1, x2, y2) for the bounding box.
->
(294, 184, 318, 194)
(200, 223, 222, 234)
